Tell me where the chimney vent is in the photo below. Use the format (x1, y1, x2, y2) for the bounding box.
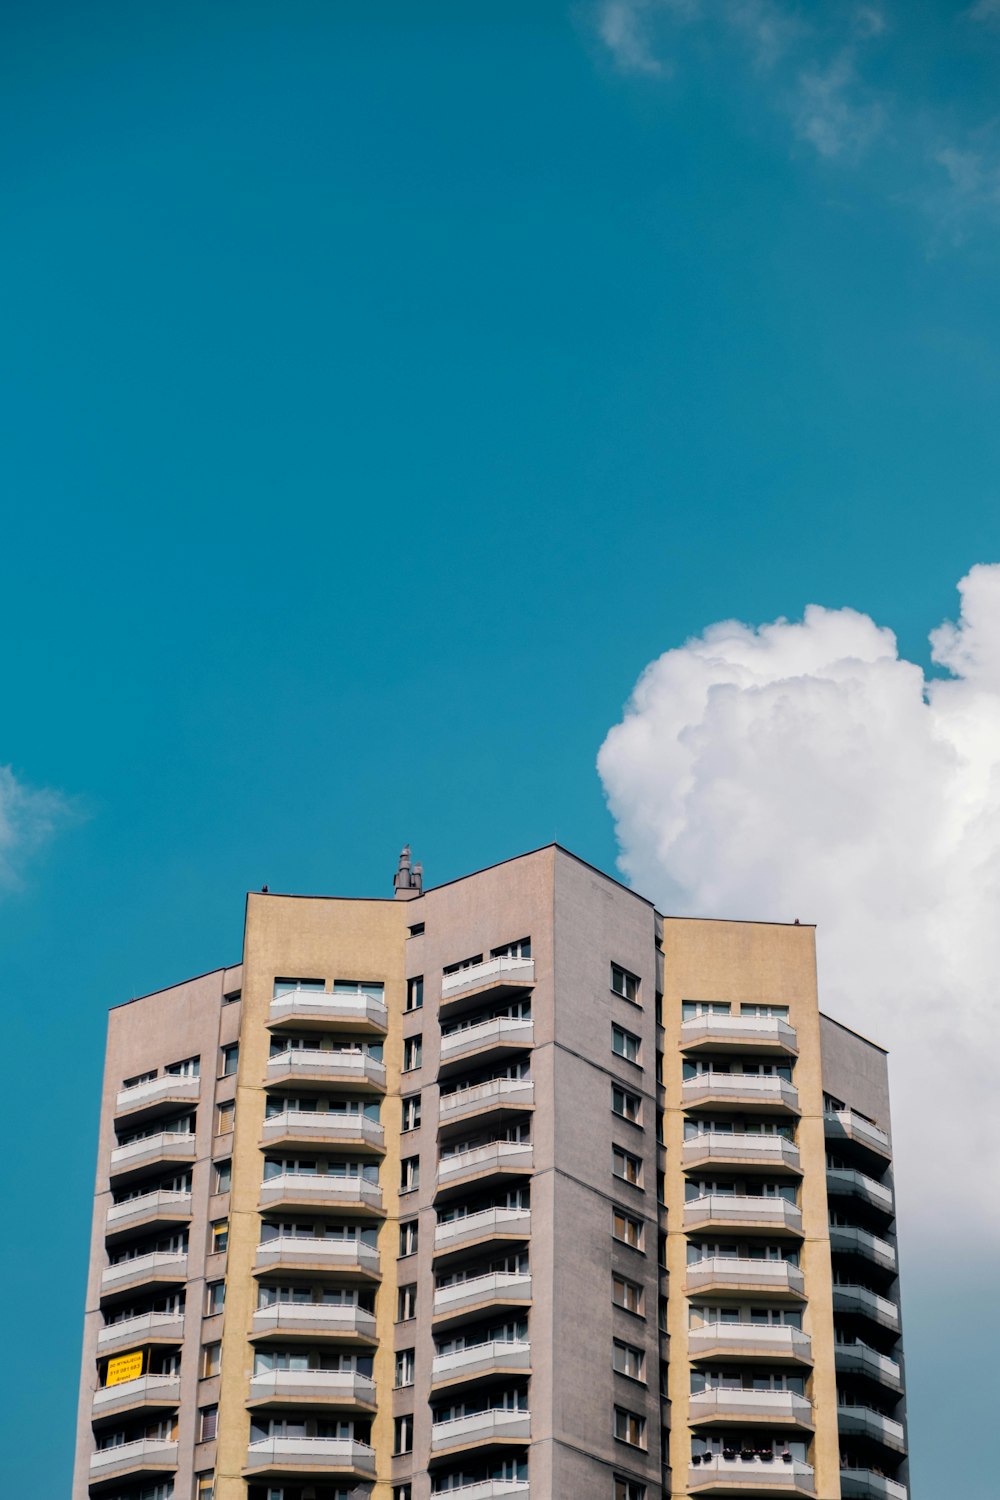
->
(393, 845, 423, 900)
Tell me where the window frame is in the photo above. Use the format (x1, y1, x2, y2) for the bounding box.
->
(611, 963, 641, 1004)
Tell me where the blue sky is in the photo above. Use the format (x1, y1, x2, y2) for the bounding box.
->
(2, 2, 998, 1492)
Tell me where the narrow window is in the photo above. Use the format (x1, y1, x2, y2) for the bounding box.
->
(213, 1160, 232, 1195)
(406, 976, 424, 1011)
(199, 1405, 218, 1442)
(205, 1281, 225, 1317)
(401, 1094, 421, 1131)
(394, 1413, 414, 1454)
(611, 964, 640, 1003)
(196, 1475, 215, 1500)
(399, 1220, 419, 1257)
(220, 1043, 239, 1077)
(210, 1219, 229, 1254)
(397, 1283, 417, 1321)
(400, 1155, 420, 1193)
(395, 1348, 415, 1387)
(201, 1342, 221, 1378)
(614, 1479, 646, 1500)
(215, 1101, 234, 1135)
(403, 1036, 422, 1072)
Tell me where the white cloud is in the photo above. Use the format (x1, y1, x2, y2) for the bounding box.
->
(598, 0, 668, 75)
(968, 0, 1000, 23)
(597, 567, 1000, 1248)
(0, 763, 78, 889)
(792, 49, 884, 158)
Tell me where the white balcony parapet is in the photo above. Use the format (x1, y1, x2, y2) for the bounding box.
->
(259, 1174, 382, 1212)
(690, 1388, 813, 1424)
(441, 956, 535, 998)
(689, 1456, 815, 1493)
(254, 1236, 379, 1276)
(266, 1049, 386, 1088)
(93, 1374, 181, 1412)
(244, 1436, 376, 1474)
(837, 1406, 906, 1452)
(834, 1342, 902, 1390)
(680, 1014, 798, 1050)
(831, 1285, 899, 1330)
(101, 1251, 188, 1290)
(107, 1190, 193, 1229)
(268, 990, 388, 1030)
(684, 1194, 802, 1233)
(840, 1470, 908, 1500)
(686, 1257, 805, 1297)
(689, 1323, 812, 1362)
(248, 1369, 376, 1405)
(683, 1074, 799, 1110)
(827, 1167, 894, 1212)
(251, 1302, 376, 1339)
(440, 1078, 535, 1121)
(433, 1271, 531, 1316)
(432, 1338, 531, 1383)
(829, 1224, 897, 1272)
(440, 1017, 534, 1064)
(438, 1141, 533, 1185)
(428, 1482, 529, 1500)
(683, 1133, 801, 1172)
(431, 1406, 531, 1451)
(825, 1110, 890, 1154)
(261, 1110, 384, 1149)
(435, 1207, 531, 1252)
(110, 1132, 196, 1171)
(115, 1073, 200, 1114)
(98, 1311, 185, 1352)
(90, 1439, 178, 1475)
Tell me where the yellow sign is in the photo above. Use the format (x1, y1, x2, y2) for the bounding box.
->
(106, 1350, 144, 1387)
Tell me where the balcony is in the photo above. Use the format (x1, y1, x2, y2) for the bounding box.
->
(840, 1471, 908, 1500)
(258, 1173, 382, 1215)
(831, 1286, 899, 1332)
(243, 1436, 376, 1478)
(261, 1109, 385, 1153)
(688, 1323, 812, 1365)
(684, 1195, 802, 1236)
(829, 1225, 896, 1273)
(683, 1074, 799, 1114)
(683, 1133, 801, 1175)
(689, 1389, 813, 1427)
(431, 1407, 531, 1453)
(106, 1190, 193, 1239)
(247, 1369, 376, 1409)
(100, 1251, 188, 1298)
(824, 1110, 891, 1162)
(254, 1235, 379, 1279)
(837, 1406, 906, 1453)
(439, 1078, 535, 1128)
(680, 1015, 798, 1055)
(433, 1271, 532, 1325)
(688, 1456, 815, 1495)
(834, 1342, 902, 1392)
(250, 1302, 377, 1342)
(434, 1207, 531, 1259)
(268, 989, 388, 1033)
(439, 1018, 534, 1073)
(98, 1311, 185, 1354)
(114, 1073, 200, 1123)
(441, 956, 536, 1011)
(89, 1439, 178, 1481)
(266, 1048, 386, 1091)
(827, 1168, 894, 1217)
(685, 1258, 805, 1299)
(432, 1338, 532, 1389)
(428, 1483, 529, 1500)
(437, 1141, 533, 1192)
(109, 1132, 196, 1182)
(92, 1374, 181, 1420)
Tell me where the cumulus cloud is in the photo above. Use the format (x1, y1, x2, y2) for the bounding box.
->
(0, 763, 78, 889)
(598, 566, 1000, 1247)
(598, 0, 670, 75)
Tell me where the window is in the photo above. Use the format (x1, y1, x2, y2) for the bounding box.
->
(613, 1146, 643, 1187)
(612, 964, 640, 1003)
(612, 1084, 641, 1124)
(406, 976, 424, 1011)
(201, 1342, 221, 1378)
(199, 1405, 218, 1442)
(491, 937, 531, 960)
(395, 1348, 415, 1387)
(615, 1479, 646, 1500)
(402, 1094, 421, 1132)
(403, 1036, 422, 1072)
(166, 1056, 199, 1077)
(123, 1069, 156, 1089)
(612, 1275, 643, 1315)
(401, 1156, 420, 1193)
(681, 1000, 732, 1019)
(215, 1101, 234, 1135)
(612, 1025, 640, 1064)
(395, 1485, 414, 1500)
(614, 1406, 646, 1447)
(655, 992, 663, 1026)
(399, 1220, 419, 1257)
(397, 1283, 417, 1321)
(205, 1281, 225, 1316)
(408, 922, 425, 937)
(612, 1209, 643, 1249)
(394, 1413, 414, 1455)
(196, 1475, 215, 1500)
(443, 952, 483, 975)
(741, 1003, 789, 1018)
(613, 1339, 646, 1380)
(223, 988, 241, 1004)
(213, 1161, 232, 1195)
(220, 1043, 239, 1077)
(210, 1220, 228, 1255)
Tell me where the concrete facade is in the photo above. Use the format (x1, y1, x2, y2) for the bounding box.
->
(73, 845, 908, 1500)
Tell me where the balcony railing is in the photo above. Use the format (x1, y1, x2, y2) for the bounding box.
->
(440, 1018, 534, 1066)
(261, 1109, 385, 1151)
(831, 1285, 899, 1331)
(682, 1074, 799, 1112)
(824, 1110, 891, 1157)
(680, 1015, 798, 1052)
(268, 990, 388, 1031)
(106, 1189, 192, 1232)
(689, 1388, 813, 1425)
(441, 956, 536, 1002)
(428, 1482, 529, 1500)
(826, 1167, 894, 1214)
(688, 1456, 815, 1494)
(248, 1369, 376, 1406)
(115, 1073, 200, 1117)
(434, 1207, 531, 1256)
(685, 1257, 805, 1298)
(98, 1311, 185, 1353)
(258, 1174, 382, 1213)
(266, 1049, 386, 1089)
(840, 1470, 908, 1500)
(250, 1302, 377, 1340)
(437, 1141, 533, 1187)
(834, 1341, 902, 1391)
(254, 1236, 379, 1278)
(92, 1374, 181, 1417)
(89, 1439, 178, 1477)
(688, 1322, 812, 1363)
(433, 1271, 531, 1318)
(439, 1078, 535, 1124)
(430, 1406, 531, 1452)
(109, 1132, 196, 1175)
(432, 1338, 531, 1385)
(829, 1224, 897, 1272)
(244, 1436, 376, 1475)
(837, 1405, 906, 1452)
(683, 1133, 801, 1173)
(101, 1251, 188, 1293)
(684, 1194, 802, 1234)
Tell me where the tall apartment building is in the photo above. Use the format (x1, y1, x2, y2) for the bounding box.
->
(74, 844, 909, 1500)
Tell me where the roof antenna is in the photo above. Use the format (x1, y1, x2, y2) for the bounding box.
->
(393, 845, 423, 900)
